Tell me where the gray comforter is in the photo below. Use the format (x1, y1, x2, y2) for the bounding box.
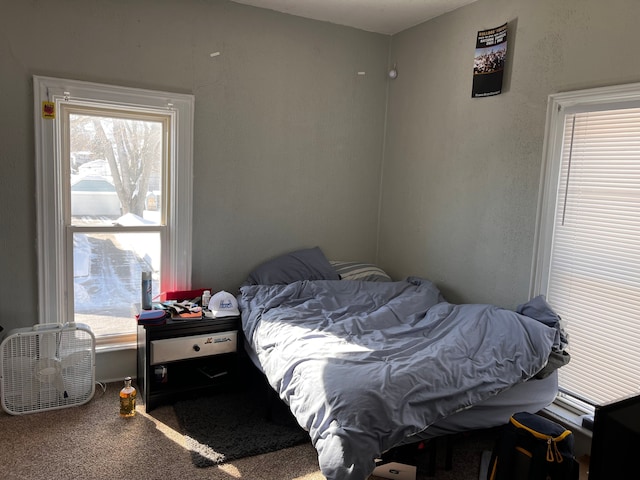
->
(239, 277, 557, 480)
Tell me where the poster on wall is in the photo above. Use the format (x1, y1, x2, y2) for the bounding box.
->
(472, 22, 507, 98)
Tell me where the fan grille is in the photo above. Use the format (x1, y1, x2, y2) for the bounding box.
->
(0, 323, 96, 415)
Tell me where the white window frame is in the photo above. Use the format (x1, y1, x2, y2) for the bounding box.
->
(34, 76, 194, 348)
(531, 81, 640, 411)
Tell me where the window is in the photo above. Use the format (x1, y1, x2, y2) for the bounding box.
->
(34, 76, 194, 348)
(532, 82, 640, 411)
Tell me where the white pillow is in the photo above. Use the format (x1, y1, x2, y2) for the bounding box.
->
(330, 261, 392, 282)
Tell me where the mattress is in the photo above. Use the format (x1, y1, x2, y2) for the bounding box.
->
(243, 336, 558, 441)
(406, 370, 558, 440)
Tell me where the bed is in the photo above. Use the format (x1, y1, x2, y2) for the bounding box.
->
(237, 247, 567, 480)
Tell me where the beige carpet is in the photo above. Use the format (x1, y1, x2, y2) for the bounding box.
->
(0, 381, 497, 480)
(0, 382, 325, 480)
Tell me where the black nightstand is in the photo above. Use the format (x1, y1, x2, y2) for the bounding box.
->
(136, 315, 241, 412)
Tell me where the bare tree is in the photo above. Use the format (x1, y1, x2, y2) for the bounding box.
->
(71, 114, 162, 216)
(93, 118, 160, 216)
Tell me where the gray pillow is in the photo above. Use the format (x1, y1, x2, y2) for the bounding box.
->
(246, 247, 340, 285)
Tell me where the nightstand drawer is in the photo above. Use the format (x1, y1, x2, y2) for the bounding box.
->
(150, 331, 237, 364)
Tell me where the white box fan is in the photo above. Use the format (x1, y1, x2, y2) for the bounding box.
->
(0, 322, 95, 415)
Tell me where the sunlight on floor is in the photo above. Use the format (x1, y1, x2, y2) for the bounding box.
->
(136, 405, 245, 478)
(127, 391, 326, 480)
(137, 406, 186, 446)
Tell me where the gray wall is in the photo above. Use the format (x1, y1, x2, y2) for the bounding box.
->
(3, 0, 640, 379)
(0, 0, 389, 339)
(380, 0, 640, 307)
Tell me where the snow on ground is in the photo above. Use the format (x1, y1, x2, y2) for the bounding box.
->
(73, 212, 160, 337)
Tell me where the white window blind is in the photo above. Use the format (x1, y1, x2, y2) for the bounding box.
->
(547, 106, 640, 406)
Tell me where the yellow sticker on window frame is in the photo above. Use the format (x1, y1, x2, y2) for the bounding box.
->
(42, 101, 55, 119)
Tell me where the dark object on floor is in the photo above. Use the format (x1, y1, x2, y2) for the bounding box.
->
(378, 437, 454, 477)
(589, 392, 640, 480)
(173, 387, 310, 467)
(373, 429, 501, 480)
(486, 412, 579, 480)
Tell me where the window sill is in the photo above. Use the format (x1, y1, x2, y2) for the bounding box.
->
(542, 401, 593, 458)
(95, 340, 136, 353)
(543, 402, 591, 434)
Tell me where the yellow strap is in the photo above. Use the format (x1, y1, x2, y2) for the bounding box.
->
(546, 439, 554, 462)
(516, 446, 533, 458)
(510, 416, 572, 443)
(489, 458, 498, 480)
(554, 440, 564, 463)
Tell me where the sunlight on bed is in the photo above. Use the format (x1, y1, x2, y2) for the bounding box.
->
(280, 324, 375, 355)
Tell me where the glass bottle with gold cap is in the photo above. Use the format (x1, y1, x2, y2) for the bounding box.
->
(119, 376, 137, 417)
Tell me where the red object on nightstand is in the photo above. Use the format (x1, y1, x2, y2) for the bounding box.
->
(156, 288, 212, 302)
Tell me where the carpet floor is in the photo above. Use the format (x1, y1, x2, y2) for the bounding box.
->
(174, 388, 310, 467)
(172, 377, 501, 479)
(0, 380, 521, 480)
